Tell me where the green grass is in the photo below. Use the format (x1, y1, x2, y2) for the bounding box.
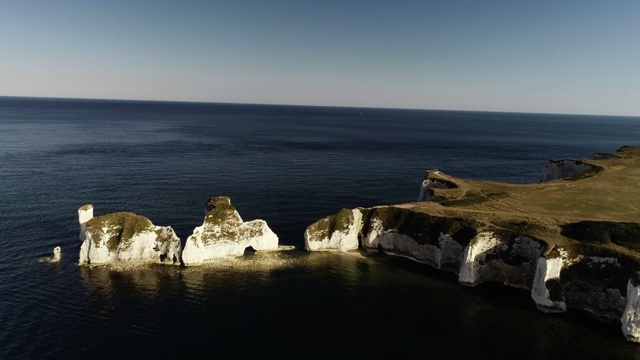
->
(565, 164, 604, 181)
(306, 208, 354, 241)
(561, 221, 640, 249)
(86, 212, 153, 251)
(204, 196, 241, 225)
(494, 220, 547, 238)
(364, 207, 478, 246)
(198, 196, 266, 244)
(440, 191, 488, 207)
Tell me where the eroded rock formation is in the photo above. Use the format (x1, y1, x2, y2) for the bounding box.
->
(305, 146, 640, 342)
(181, 196, 279, 266)
(78, 204, 181, 265)
(305, 205, 640, 341)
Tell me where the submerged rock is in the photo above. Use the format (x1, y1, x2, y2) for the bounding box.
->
(78, 204, 181, 265)
(181, 196, 279, 266)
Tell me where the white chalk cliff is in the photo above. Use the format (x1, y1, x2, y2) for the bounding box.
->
(304, 208, 361, 252)
(305, 146, 640, 342)
(530, 256, 567, 312)
(305, 206, 473, 272)
(417, 173, 456, 201)
(622, 280, 640, 342)
(304, 205, 640, 342)
(78, 204, 181, 265)
(539, 159, 598, 182)
(181, 197, 279, 266)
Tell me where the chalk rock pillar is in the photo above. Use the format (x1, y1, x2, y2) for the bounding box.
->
(621, 280, 640, 343)
(51, 246, 61, 263)
(458, 232, 501, 286)
(78, 204, 94, 241)
(530, 256, 567, 312)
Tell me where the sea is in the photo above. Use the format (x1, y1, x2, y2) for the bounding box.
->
(1, 96, 639, 359)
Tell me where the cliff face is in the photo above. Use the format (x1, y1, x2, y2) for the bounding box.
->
(305, 206, 640, 341)
(306, 207, 545, 288)
(78, 205, 181, 265)
(539, 155, 609, 183)
(416, 175, 456, 201)
(305, 146, 640, 342)
(181, 196, 279, 266)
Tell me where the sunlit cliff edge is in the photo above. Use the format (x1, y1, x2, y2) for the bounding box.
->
(305, 145, 640, 342)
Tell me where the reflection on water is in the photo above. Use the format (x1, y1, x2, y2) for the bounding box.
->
(72, 251, 640, 359)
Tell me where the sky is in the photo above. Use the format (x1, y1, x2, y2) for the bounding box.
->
(1, 0, 639, 116)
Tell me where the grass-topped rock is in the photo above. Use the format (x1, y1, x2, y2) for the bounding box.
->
(306, 208, 355, 241)
(182, 196, 279, 265)
(87, 212, 153, 252)
(78, 206, 181, 266)
(305, 208, 360, 251)
(204, 196, 243, 226)
(362, 207, 478, 246)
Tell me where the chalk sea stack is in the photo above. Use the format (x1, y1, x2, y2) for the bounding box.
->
(181, 196, 279, 266)
(78, 204, 181, 265)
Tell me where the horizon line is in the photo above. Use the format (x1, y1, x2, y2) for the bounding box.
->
(1, 94, 638, 119)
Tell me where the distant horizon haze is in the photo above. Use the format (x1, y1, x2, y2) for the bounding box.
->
(2, 94, 639, 119)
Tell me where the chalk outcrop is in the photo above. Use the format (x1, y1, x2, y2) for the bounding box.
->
(622, 279, 640, 342)
(458, 233, 544, 289)
(78, 205, 181, 265)
(305, 146, 640, 342)
(306, 205, 640, 341)
(40, 246, 62, 263)
(305, 206, 476, 272)
(539, 159, 602, 182)
(417, 174, 456, 201)
(51, 246, 61, 262)
(304, 208, 361, 252)
(531, 255, 567, 312)
(181, 197, 279, 266)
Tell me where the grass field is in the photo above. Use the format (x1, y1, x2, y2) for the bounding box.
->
(402, 146, 640, 256)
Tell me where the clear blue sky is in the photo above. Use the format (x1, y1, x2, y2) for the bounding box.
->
(1, 0, 639, 115)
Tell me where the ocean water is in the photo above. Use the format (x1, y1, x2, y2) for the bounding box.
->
(1, 97, 639, 359)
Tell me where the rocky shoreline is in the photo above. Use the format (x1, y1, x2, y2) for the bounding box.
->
(305, 146, 640, 342)
(69, 145, 640, 342)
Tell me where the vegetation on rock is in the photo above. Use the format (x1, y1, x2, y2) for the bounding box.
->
(197, 196, 264, 245)
(86, 212, 153, 252)
(565, 164, 604, 181)
(306, 208, 354, 241)
(363, 207, 478, 246)
(205, 196, 241, 225)
(561, 221, 640, 250)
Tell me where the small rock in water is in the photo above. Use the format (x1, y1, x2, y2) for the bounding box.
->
(51, 246, 61, 262)
(41, 246, 61, 263)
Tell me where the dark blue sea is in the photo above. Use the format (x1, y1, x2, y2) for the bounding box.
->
(1, 97, 639, 359)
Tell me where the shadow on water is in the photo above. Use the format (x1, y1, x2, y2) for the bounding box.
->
(69, 251, 640, 359)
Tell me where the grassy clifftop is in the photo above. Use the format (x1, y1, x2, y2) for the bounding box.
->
(407, 146, 640, 255)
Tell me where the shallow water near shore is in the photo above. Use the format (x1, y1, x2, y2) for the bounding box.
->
(1, 97, 640, 359)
